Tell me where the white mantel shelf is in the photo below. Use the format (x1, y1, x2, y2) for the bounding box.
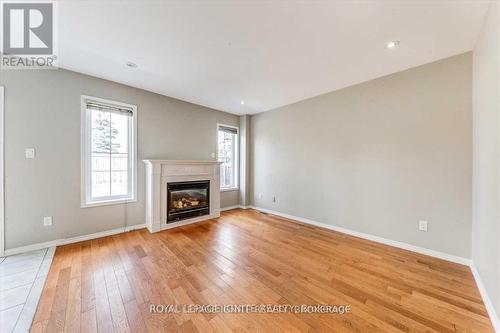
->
(143, 159, 222, 233)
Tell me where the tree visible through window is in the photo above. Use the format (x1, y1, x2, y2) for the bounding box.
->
(82, 96, 136, 206)
(91, 109, 129, 198)
(218, 125, 238, 189)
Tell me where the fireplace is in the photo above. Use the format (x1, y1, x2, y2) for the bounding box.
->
(167, 180, 210, 223)
(143, 160, 220, 233)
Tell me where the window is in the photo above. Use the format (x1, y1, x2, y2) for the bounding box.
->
(81, 96, 137, 207)
(218, 124, 238, 190)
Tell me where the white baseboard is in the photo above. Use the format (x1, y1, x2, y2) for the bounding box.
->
(220, 205, 250, 211)
(212, 204, 500, 330)
(248, 206, 471, 266)
(220, 205, 241, 212)
(3, 206, 498, 331)
(470, 264, 500, 332)
(3, 223, 146, 257)
(249, 207, 500, 328)
(4, 239, 61, 257)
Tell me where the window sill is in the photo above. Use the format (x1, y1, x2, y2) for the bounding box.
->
(82, 197, 136, 208)
(220, 187, 239, 192)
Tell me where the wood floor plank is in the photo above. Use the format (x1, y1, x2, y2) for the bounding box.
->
(45, 266, 71, 332)
(64, 276, 82, 332)
(80, 308, 97, 333)
(30, 209, 494, 332)
(92, 243, 115, 333)
(123, 300, 148, 333)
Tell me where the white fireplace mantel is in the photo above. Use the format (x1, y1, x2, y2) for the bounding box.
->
(143, 159, 221, 233)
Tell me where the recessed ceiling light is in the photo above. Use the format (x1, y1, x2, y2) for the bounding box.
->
(126, 61, 137, 68)
(240, 100, 245, 105)
(385, 40, 400, 49)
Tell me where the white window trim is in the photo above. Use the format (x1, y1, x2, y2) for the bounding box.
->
(217, 123, 239, 191)
(81, 95, 137, 208)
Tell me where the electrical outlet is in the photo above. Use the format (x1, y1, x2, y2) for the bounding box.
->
(25, 148, 35, 159)
(210, 152, 215, 158)
(418, 220, 428, 232)
(258, 193, 263, 199)
(43, 216, 53, 226)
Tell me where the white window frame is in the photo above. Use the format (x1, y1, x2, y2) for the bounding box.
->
(217, 123, 239, 192)
(81, 95, 137, 208)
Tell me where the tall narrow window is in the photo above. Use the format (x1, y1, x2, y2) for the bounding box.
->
(218, 124, 238, 190)
(82, 96, 137, 207)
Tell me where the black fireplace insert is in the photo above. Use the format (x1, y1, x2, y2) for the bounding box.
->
(167, 180, 210, 223)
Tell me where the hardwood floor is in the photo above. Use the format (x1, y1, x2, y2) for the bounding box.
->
(30, 209, 493, 332)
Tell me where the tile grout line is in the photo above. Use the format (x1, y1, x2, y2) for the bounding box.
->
(10, 248, 48, 333)
(0, 281, 38, 294)
(0, 255, 48, 276)
(0, 267, 44, 281)
(0, 252, 46, 313)
(0, 302, 25, 314)
(1, 254, 47, 264)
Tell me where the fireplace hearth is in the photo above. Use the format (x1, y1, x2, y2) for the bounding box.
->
(167, 180, 210, 222)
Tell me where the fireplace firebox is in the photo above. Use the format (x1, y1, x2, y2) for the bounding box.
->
(167, 180, 210, 223)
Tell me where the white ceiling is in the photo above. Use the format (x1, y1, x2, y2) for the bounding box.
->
(59, 1, 490, 115)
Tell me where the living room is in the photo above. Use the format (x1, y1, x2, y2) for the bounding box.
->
(0, 1, 499, 332)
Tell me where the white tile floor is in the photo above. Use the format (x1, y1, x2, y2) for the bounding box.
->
(0, 248, 55, 333)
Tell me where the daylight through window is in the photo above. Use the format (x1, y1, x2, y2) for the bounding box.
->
(82, 96, 136, 206)
(218, 125, 238, 189)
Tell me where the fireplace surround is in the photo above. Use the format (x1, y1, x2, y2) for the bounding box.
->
(143, 160, 221, 233)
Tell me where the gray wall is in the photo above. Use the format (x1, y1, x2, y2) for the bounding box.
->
(250, 53, 472, 258)
(0, 69, 239, 249)
(472, 1, 500, 322)
(220, 190, 239, 208)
